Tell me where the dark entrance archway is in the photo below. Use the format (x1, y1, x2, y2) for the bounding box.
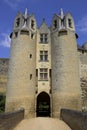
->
(36, 92, 50, 117)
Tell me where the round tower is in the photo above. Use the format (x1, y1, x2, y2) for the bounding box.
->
(51, 10, 82, 117)
(5, 9, 36, 117)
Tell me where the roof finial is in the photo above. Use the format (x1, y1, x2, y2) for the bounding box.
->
(24, 8, 28, 19)
(60, 8, 64, 19)
(43, 18, 45, 22)
(22, 8, 28, 30)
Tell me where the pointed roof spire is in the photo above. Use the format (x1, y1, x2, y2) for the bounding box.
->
(43, 18, 45, 22)
(60, 8, 64, 19)
(24, 8, 28, 19)
(22, 8, 29, 30)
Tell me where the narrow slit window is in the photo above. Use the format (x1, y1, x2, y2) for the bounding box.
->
(31, 20, 35, 29)
(14, 32, 18, 38)
(36, 69, 38, 77)
(30, 74, 32, 80)
(54, 20, 57, 29)
(68, 19, 72, 28)
(30, 54, 32, 58)
(49, 69, 51, 78)
(16, 18, 20, 27)
(31, 33, 34, 39)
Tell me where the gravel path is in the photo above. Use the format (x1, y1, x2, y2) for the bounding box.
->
(13, 117, 71, 130)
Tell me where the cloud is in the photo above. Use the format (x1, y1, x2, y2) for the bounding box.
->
(0, 33, 11, 48)
(76, 16, 87, 33)
(4, 0, 23, 8)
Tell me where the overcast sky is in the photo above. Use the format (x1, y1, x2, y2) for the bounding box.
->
(0, 0, 87, 57)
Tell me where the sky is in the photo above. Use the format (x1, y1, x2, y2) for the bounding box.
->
(0, 0, 87, 58)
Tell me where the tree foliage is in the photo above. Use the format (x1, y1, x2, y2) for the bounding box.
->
(0, 94, 5, 113)
(81, 77, 87, 112)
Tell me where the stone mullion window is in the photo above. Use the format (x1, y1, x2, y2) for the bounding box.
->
(44, 51, 48, 61)
(40, 68, 48, 80)
(40, 51, 48, 61)
(40, 33, 48, 43)
(40, 34, 44, 43)
(44, 34, 48, 43)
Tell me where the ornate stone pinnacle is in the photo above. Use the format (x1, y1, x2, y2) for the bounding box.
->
(60, 8, 64, 19)
(24, 8, 28, 19)
(22, 8, 28, 29)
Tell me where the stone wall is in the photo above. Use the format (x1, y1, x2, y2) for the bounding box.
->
(51, 29, 81, 117)
(60, 108, 87, 130)
(0, 58, 9, 93)
(78, 50, 87, 111)
(0, 109, 24, 130)
(5, 33, 36, 118)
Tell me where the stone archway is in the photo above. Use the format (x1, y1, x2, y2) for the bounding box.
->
(36, 92, 50, 117)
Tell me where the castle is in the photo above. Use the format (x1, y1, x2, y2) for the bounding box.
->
(0, 9, 87, 118)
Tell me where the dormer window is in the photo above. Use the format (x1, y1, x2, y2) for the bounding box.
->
(53, 20, 57, 29)
(44, 34, 48, 42)
(40, 33, 48, 43)
(31, 20, 35, 29)
(16, 18, 20, 27)
(40, 34, 43, 42)
(68, 19, 72, 28)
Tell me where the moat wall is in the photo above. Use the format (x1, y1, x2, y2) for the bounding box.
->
(0, 108, 87, 130)
(0, 109, 24, 130)
(60, 108, 87, 130)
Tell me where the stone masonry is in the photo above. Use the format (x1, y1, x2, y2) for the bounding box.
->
(0, 9, 87, 117)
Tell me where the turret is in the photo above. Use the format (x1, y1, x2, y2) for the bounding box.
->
(51, 9, 82, 117)
(5, 9, 37, 118)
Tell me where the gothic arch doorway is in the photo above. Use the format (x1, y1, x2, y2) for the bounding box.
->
(36, 92, 50, 117)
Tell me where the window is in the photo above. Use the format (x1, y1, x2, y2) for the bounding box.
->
(61, 19, 64, 28)
(49, 69, 51, 78)
(14, 32, 18, 38)
(40, 34, 43, 43)
(36, 69, 38, 77)
(20, 30, 29, 35)
(40, 33, 48, 43)
(40, 68, 48, 80)
(30, 54, 32, 58)
(68, 19, 72, 28)
(40, 51, 48, 61)
(30, 74, 32, 80)
(16, 18, 20, 27)
(53, 20, 57, 29)
(31, 20, 35, 29)
(31, 33, 34, 39)
(44, 34, 48, 42)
